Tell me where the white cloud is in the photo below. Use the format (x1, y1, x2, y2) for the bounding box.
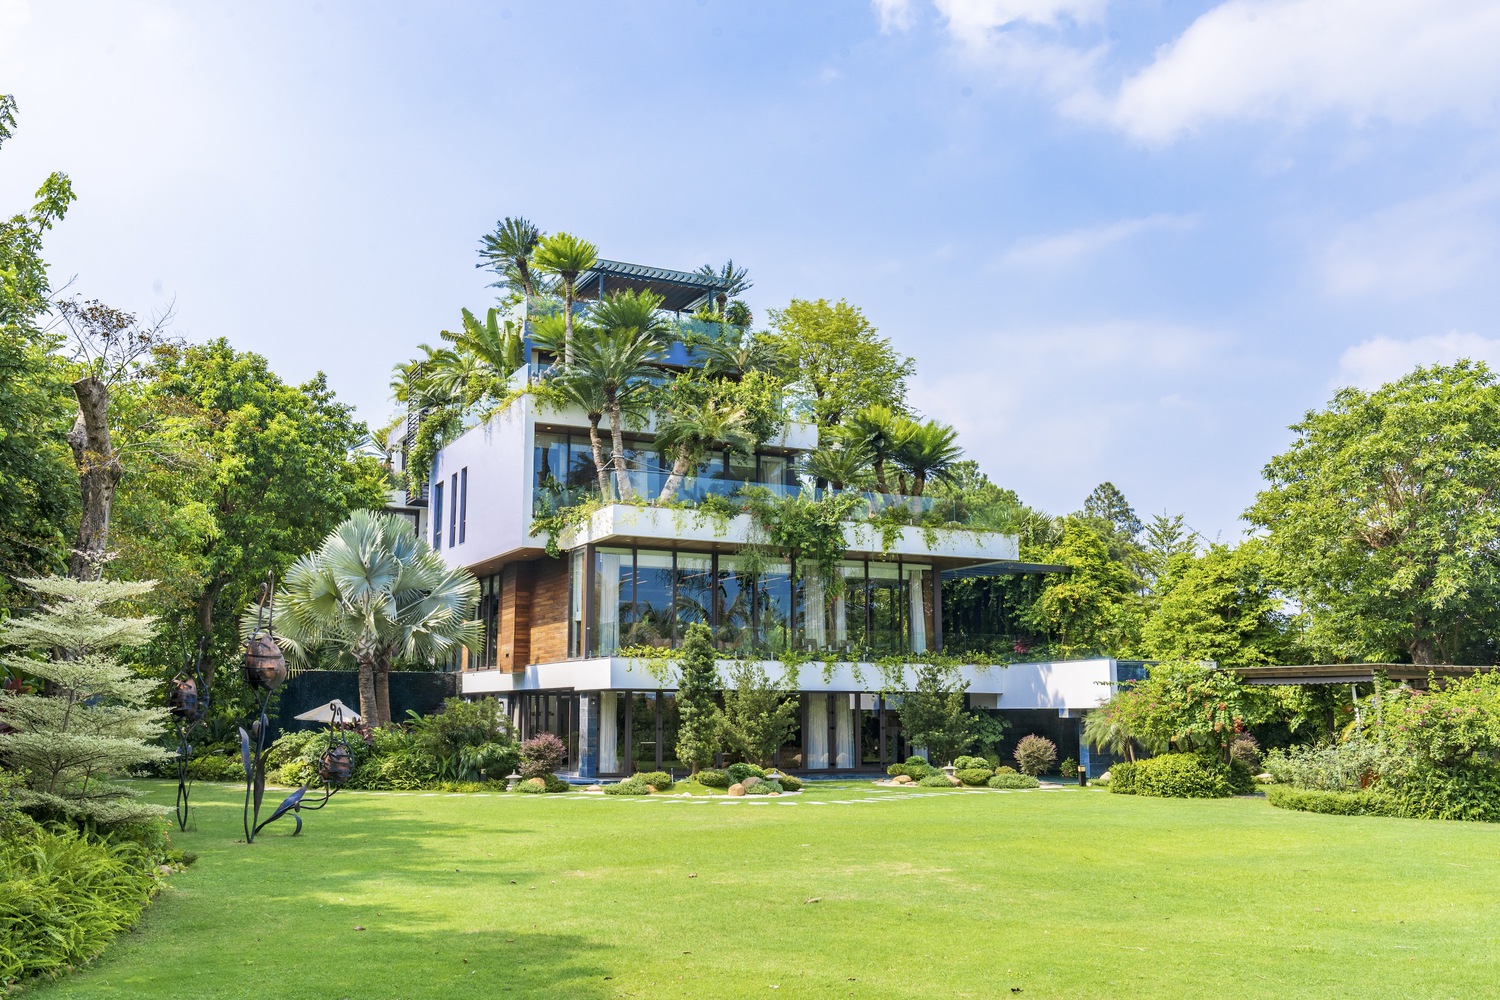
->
(1336, 331, 1500, 390)
(1001, 213, 1197, 267)
(1319, 177, 1500, 298)
(932, 0, 1106, 46)
(1108, 0, 1500, 142)
(872, 0, 913, 33)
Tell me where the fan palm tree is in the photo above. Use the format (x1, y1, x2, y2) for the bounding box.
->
(695, 259, 752, 313)
(1082, 698, 1137, 763)
(248, 511, 480, 728)
(477, 216, 542, 299)
(533, 232, 598, 365)
(894, 419, 963, 496)
(844, 404, 913, 495)
(655, 399, 755, 503)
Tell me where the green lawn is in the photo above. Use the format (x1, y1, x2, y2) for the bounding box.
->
(28, 780, 1500, 999)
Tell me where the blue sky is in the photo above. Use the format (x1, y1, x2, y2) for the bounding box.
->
(3, 1, 1498, 541)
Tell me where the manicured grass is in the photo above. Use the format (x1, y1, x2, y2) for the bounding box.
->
(28, 780, 1500, 999)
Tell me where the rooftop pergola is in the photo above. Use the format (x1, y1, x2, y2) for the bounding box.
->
(1234, 663, 1499, 686)
(574, 259, 726, 314)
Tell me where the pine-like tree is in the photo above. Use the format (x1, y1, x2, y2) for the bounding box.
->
(0, 577, 170, 827)
(673, 623, 721, 774)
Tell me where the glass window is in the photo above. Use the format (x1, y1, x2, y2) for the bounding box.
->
(659, 693, 682, 771)
(630, 692, 658, 771)
(569, 550, 584, 658)
(599, 691, 626, 774)
(674, 553, 713, 635)
(905, 564, 935, 654)
(593, 547, 631, 656)
(566, 436, 599, 492)
(631, 550, 675, 648)
(868, 561, 905, 655)
(727, 450, 757, 485)
(755, 559, 793, 653)
(716, 554, 753, 652)
(534, 431, 569, 508)
(758, 454, 790, 491)
(840, 561, 867, 651)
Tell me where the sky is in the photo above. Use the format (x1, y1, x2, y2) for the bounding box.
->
(3, 0, 1499, 543)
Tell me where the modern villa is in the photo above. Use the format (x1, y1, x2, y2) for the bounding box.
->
(398, 258, 1131, 780)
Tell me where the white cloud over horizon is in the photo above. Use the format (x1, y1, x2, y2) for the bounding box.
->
(1336, 331, 1500, 390)
(1000, 213, 1198, 267)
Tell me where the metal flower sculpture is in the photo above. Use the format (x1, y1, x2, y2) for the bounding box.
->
(167, 637, 212, 831)
(239, 574, 351, 842)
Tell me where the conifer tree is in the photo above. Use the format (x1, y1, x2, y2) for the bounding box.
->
(0, 576, 169, 827)
(673, 623, 721, 774)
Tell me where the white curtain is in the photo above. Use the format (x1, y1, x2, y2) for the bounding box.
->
(806, 694, 829, 769)
(802, 561, 826, 649)
(906, 566, 930, 654)
(597, 551, 621, 654)
(835, 697, 857, 769)
(599, 692, 619, 773)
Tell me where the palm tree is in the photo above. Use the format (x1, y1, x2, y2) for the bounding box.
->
(252, 511, 480, 727)
(695, 260, 752, 314)
(844, 404, 913, 495)
(800, 439, 873, 492)
(534, 232, 598, 365)
(695, 330, 777, 379)
(894, 420, 963, 496)
(441, 306, 526, 378)
(547, 360, 615, 500)
(477, 216, 542, 299)
(655, 399, 755, 503)
(1082, 698, 1137, 763)
(566, 304, 667, 501)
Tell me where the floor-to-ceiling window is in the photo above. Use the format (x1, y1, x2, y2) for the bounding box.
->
(631, 550, 675, 647)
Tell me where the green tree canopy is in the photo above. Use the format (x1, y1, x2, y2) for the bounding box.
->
(1023, 518, 1139, 656)
(1247, 361, 1500, 664)
(764, 299, 915, 431)
(1139, 541, 1294, 668)
(673, 623, 722, 774)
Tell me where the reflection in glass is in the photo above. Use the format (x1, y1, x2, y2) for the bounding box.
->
(675, 554, 713, 634)
(593, 547, 631, 655)
(630, 692, 658, 770)
(842, 561, 868, 650)
(716, 554, 752, 651)
(755, 559, 793, 653)
(659, 693, 681, 771)
(631, 550, 675, 647)
(868, 561, 905, 654)
(905, 564, 934, 654)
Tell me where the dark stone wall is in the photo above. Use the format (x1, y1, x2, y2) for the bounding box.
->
(993, 709, 1082, 774)
(270, 670, 460, 736)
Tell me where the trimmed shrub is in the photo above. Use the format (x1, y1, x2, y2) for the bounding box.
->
(904, 755, 929, 767)
(1228, 759, 1256, 795)
(886, 763, 910, 778)
(1109, 761, 1138, 795)
(518, 733, 567, 779)
(1059, 756, 1078, 777)
(634, 771, 674, 792)
(543, 774, 571, 794)
(727, 763, 766, 783)
(1228, 734, 1261, 772)
(986, 773, 1040, 789)
(956, 768, 993, 786)
(1015, 735, 1058, 776)
(696, 769, 732, 789)
(0, 819, 162, 986)
(1134, 754, 1233, 798)
(994, 765, 1017, 775)
(953, 755, 990, 771)
(917, 774, 956, 788)
(185, 754, 244, 783)
(1387, 762, 1500, 823)
(1266, 783, 1397, 817)
(744, 780, 783, 795)
(603, 777, 651, 796)
(517, 777, 548, 794)
(777, 774, 803, 792)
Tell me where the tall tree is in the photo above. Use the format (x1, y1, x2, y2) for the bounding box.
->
(764, 299, 915, 431)
(898, 663, 977, 764)
(695, 259, 752, 314)
(0, 576, 169, 827)
(1140, 511, 1198, 590)
(0, 94, 76, 600)
(249, 511, 480, 727)
(1139, 542, 1294, 668)
(720, 661, 798, 767)
(655, 397, 753, 503)
(533, 232, 598, 365)
(572, 290, 667, 500)
(477, 216, 543, 299)
(55, 298, 174, 580)
(673, 623, 721, 774)
(893, 419, 963, 496)
(1248, 361, 1500, 664)
(1023, 518, 1139, 656)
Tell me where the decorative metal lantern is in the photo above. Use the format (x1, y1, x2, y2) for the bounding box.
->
(167, 675, 202, 722)
(318, 744, 353, 786)
(243, 634, 287, 691)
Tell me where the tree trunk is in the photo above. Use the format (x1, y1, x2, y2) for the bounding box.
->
(606, 401, 635, 500)
(66, 376, 123, 581)
(356, 658, 379, 728)
(585, 415, 613, 499)
(1408, 632, 1436, 665)
(562, 281, 575, 366)
(375, 660, 392, 728)
(657, 449, 694, 504)
(873, 457, 890, 496)
(197, 578, 226, 635)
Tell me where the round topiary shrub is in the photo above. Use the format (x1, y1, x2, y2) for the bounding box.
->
(994, 765, 1017, 775)
(603, 777, 651, 795)
(987, 773, 1040, 789)
(1108, 760, 1138, 794)
(1229, 735, 1261, 772)
(917, 774, 956, 788)
(886, 763, 910, 778)
(634, 771, 673, 792)
(727, 763, 765, 783)
(744, 780, 782, 795)
(1059, 756, 1078, 777)
(956, 768, 993, 786)
(777, 774, 802, 792)
(904, 755, 929, 767)
(1014, 735, 1058, 776)
(517, 777, 548, 794)
(953, 755, 990, 771)
(695, 769, 732, 788)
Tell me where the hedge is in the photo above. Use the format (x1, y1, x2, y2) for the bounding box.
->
(1266, 784, 1398, 817)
